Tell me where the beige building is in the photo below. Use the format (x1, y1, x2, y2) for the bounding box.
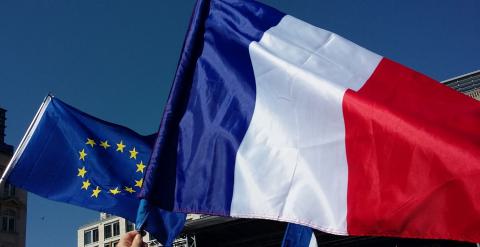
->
(0, 108, 27, 247)
(77, 213, 163, 247)
(78, 213, 133, 247)
(77, 213, 202, 247)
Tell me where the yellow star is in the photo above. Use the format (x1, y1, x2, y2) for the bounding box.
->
(134, 178, 143, 188)
(100, 140, 111, 149)
(86, 138, 96, 148)
(77, 166, 87, 178)
(124, 186, 135, 194)
(129, 147, 138, 159)
(116, 141, 126, 152)
(136, 161, 146, 173)
(109, 187, 121, 195)
(81, 180, 91, 190)
(91, 186, 101, 198)
(79, 149, 87, 161)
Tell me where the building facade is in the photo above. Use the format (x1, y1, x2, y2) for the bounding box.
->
(0, 108, 27, 247)
(77, 213, 161, 247)
(77, 213, 202, 247)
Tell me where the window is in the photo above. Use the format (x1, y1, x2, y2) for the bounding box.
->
(104, 241, 119, 247)
(126, 221, 134, 232)
(113, 222, 120, 236)
(3, 183, 15, 197)
(84, 228, 99, 245)
(1, 209, 15, 233)
(104, 221, 120, 239)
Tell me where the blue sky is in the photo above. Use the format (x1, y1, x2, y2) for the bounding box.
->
(0, 0, 478, 246)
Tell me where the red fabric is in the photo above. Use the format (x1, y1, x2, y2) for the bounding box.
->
(344, 58, 480, 242)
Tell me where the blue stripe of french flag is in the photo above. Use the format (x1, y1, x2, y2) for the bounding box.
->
(140, 0, 480, 243)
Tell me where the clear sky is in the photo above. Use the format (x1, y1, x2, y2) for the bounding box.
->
(0, 0, 478, 246)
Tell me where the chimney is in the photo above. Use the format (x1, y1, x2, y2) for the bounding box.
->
(0, 108, 6, 145)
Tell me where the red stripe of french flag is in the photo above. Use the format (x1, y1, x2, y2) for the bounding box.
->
(344, 58, 480, 242)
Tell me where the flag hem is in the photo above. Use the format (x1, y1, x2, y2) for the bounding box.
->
(172, 208, 348, 236)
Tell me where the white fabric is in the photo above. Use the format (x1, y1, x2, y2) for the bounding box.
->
(230, 15, 381, 234)
(309, 233, 318, 247)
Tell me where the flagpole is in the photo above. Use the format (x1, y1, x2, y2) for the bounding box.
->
(0, 95, 52, 187)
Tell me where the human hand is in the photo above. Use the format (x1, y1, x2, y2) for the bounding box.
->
(117, 231, 145, 247)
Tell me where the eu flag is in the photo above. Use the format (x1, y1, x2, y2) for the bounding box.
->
(0, 95, 185, 245)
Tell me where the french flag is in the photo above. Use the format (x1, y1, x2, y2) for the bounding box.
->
(140, 0, 480, 243)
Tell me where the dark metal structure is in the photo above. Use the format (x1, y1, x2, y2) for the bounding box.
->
(177, 216, 475, 247)
(443, 70, 480, 99)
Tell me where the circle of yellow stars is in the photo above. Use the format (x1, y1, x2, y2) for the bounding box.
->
(77, 137, 146, 199)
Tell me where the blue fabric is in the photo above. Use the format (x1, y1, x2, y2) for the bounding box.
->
(7, 96, 185, 245)
(136, 199, 185, 246)
(282, 223, 315, 247)
(140, 0, 284, 216)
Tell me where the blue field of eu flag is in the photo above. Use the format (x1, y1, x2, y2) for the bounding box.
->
(0, 95, 185, 245)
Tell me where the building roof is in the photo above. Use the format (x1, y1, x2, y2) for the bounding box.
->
(443, 70, 480, 94)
